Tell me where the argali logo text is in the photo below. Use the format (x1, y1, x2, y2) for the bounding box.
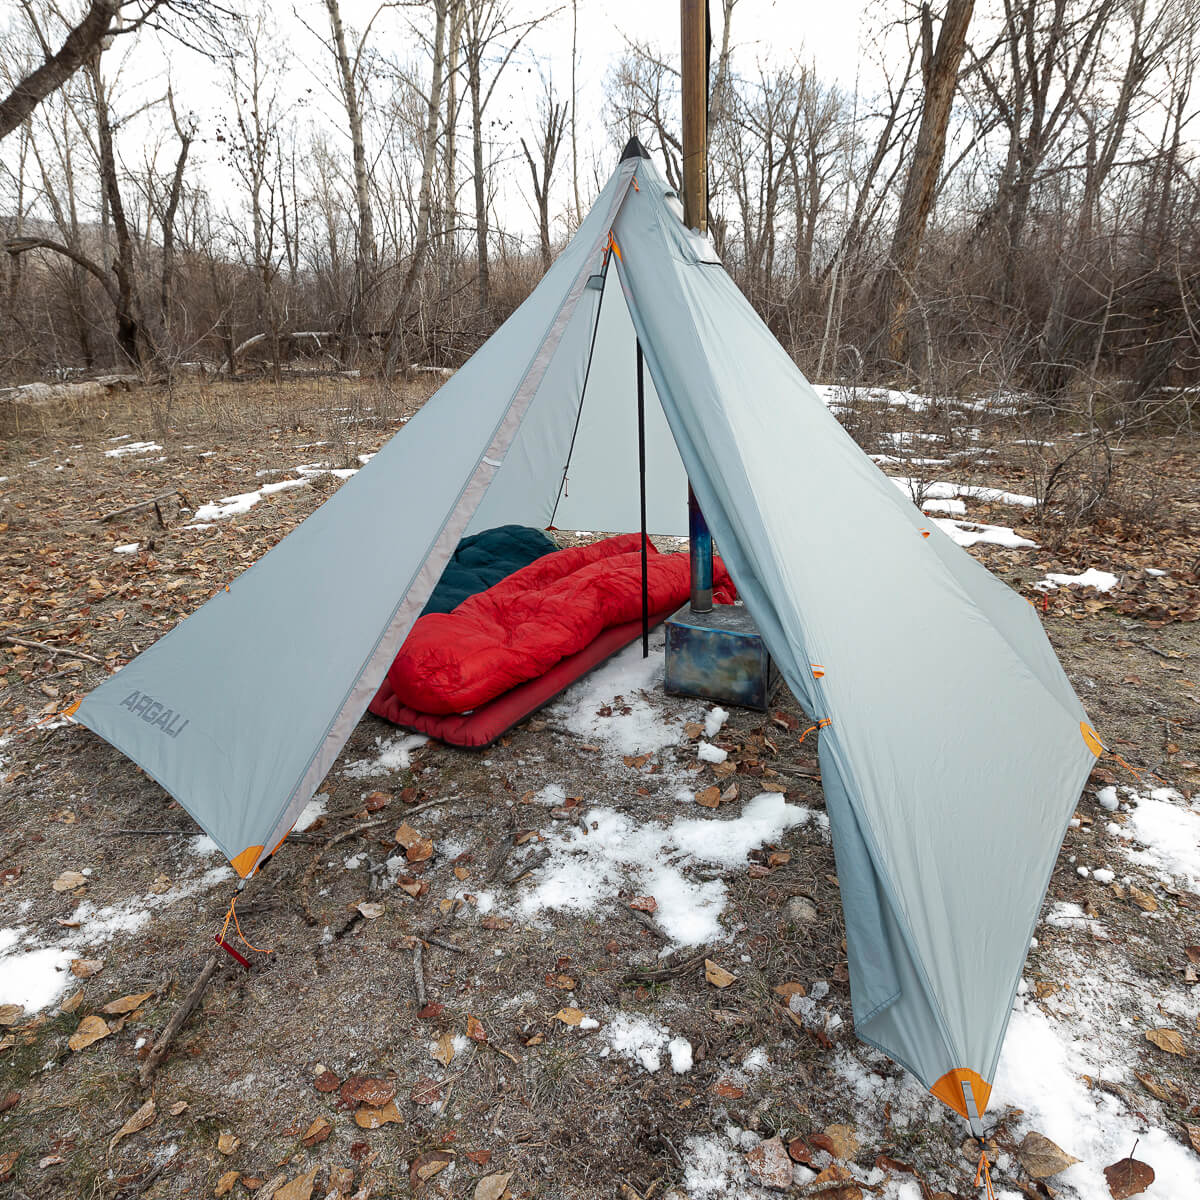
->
(119, 691, 189, 738)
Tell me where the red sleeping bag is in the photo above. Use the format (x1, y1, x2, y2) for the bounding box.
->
(386, 533, 735, 715)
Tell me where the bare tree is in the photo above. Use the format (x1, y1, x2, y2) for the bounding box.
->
(520, 72, 568, 271)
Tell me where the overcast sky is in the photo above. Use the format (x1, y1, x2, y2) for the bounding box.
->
(89, 0, 876, 246)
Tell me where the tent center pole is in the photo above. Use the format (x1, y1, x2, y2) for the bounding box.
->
(636, 340, 650, 657)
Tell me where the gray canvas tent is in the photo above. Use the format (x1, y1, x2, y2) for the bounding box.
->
(76, 139, 1102, 1125)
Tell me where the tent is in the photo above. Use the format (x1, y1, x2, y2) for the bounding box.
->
(75, 138, 1101, 1129)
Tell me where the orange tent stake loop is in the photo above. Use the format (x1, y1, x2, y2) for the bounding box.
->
(215, 890, 269, 969)
(974, 1141, 997, 1200)
(796, 718, 831, 747)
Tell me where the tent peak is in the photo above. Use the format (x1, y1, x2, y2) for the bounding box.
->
(620, 136, 651, 162)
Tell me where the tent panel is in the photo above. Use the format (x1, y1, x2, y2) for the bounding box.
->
(611, 164, 1096, 1101)
(77, 163, 636, 873)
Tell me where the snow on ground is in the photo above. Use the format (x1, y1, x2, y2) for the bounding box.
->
(550, 630, 687, 757)
(1034, 568, 1120, 593)
(293, 795, 328, 832)
(113, 542, 139, 554)
(1111, 786, 1200, 892)
(342, 733, 429, 778)
(0, 857, 233, 1016)
(891, 477, 1037, 509)
(813, 383, 1023, 416)
(931, 518, 1038, 549)
(189, 477, 308, 523)
(104, 440, 162, 458)
(516, 792, 822, 946)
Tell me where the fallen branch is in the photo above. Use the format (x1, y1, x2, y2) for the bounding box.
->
(504, 847, 549, 886)
(139, 951, 219, 1088)
(412, 939, 426, 1007)
(623, 952, 706, 985)
(94, 489, 180, 523)
(3, 635, 106, 666)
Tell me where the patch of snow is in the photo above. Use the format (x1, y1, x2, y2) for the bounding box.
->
(892, 477, 1037, 509)
(1097, 787, 1119, 812)
(604, 1013, 671, 1072)
(293, 796, 327, 832)
(190, 477, 308, 524)
(669, 1036, 694, 1074)
(704, 706, 730, 738)
(1146, 568, 1167, 577)
(342, 733, 428, 778)
(104, 441, 162, 458)
(517, 792, 820, 946)
(698, 741, 727, 765)
(551, 632, 682, 756)
(0, 931, 74, 1014)
(920, 497, 967, 516)
(1113, 788, 1200, 891)
(1036, 568, 1119, 593)
(932, 518, 1037, 549)
(113, 542, 139, 554)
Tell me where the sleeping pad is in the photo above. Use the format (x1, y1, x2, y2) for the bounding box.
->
(387, 532, 735, 715)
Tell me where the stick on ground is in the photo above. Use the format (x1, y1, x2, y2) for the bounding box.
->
(139, 951, 219, 1088)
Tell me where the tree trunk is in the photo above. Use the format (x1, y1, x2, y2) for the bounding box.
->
(324, 0, 376, 338)
(469, 54, 489, 309)
(0, 0, 119, 140)
(381, 0, 449, 376)
(876, 0, 974, 365)
(89, 59, 145, 366)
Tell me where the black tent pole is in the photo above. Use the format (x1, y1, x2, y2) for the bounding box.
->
(636, 339, 649, 658)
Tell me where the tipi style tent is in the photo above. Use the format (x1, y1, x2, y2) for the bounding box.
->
(76, 139, 1102, 1127)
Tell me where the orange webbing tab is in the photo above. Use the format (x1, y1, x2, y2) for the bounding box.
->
(797, 719, 831, 747)
(811, 664, 825, 679)
(606, 232, 623, 262)
(631, 175, 640, 192)
(36, 697, 82, 726)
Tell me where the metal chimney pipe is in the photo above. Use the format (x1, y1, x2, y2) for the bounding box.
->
(681, 0, 713, 613)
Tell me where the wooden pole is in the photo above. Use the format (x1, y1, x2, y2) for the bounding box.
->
(681, 0, 713, 612)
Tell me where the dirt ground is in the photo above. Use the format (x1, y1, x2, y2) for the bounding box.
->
(1, 377, 1199, 1200)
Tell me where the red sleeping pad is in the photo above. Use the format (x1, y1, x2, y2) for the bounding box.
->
(369, 533, 736, 747)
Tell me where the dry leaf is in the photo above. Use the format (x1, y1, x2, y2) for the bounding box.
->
(217, 1132, 239, 1155)
(0, 1152, 16, 1181)
(274, 1166, 318, 1200)
(1129, 886, 1158, 912)
(68, 1014, 111, 1051)
(59, 991, 83, 1014)
(1017, 1131, 1080, 1179)
(168, 1101, 189, 1116)
(302, 1116, 332, 1147)
(467, 1014, 487, 1042)
(695, 786, 721, 808)
(1187, 1125, 1200, 1154)
(773, 982, 806, 1000)
(629, 896, 657, 913)
(69, 958, 104, 979)
(101, 991, 154, 1015)
(1103, 1157, 1155, 1199)
(553, 1008, 584, 1026)
(110, 1099, 155, 1151)
(52, 870, 87, 892)
(0, 1005, 21, 1026)
(1146, 1027, 1188, 1056)
(1134, 1071, 1168, 1101)
(355, 1099, 402, 1129)
(214, 1170, 240, 1197)
(313, 1069, 340, 1093)
(474, 1171, 513, 1200)
(821, 1124, 860, 1161)
(713, 1079, 745, 1099)
(746, 1136, 796, 1190)
(454, 866, 470, 881)
(705, 959, 737, 988)
(356, 901, 385, 920)
(433, 1031, 456, 1066)
(364, 791, 390, 811)
(544, 973, 575, 990)
(410, 1151, 453, 1187)
(340, 1076, 396, 1108)
(809, 1163, 863, 1200)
